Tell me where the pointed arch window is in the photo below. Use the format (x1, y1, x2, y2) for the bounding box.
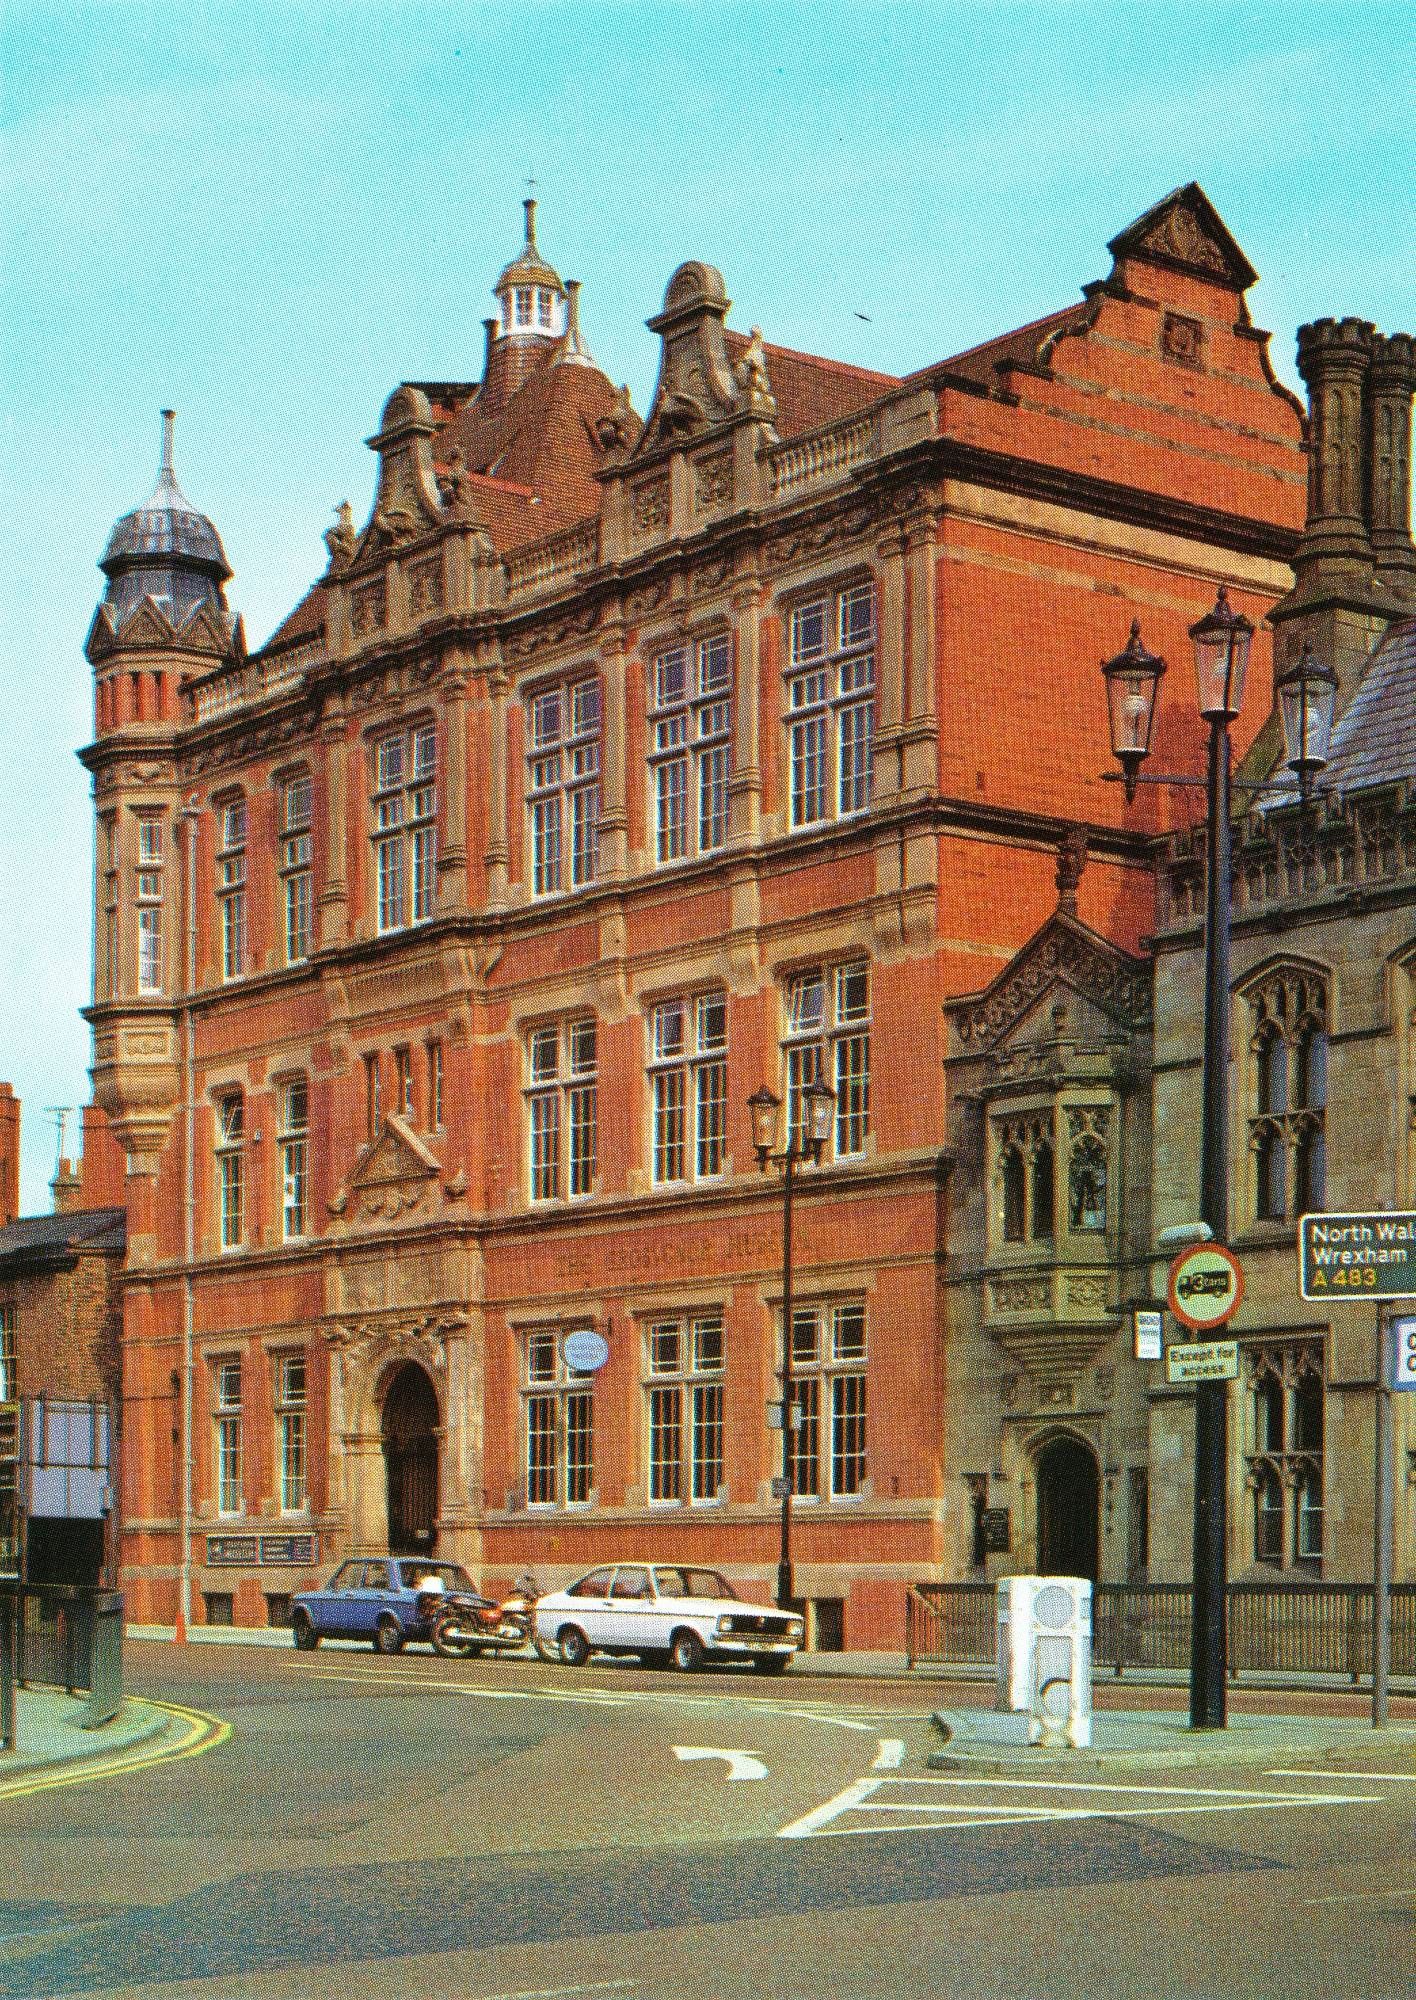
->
(1066, 1108, 1111, 1234)
(1247, 969, 1328, 1222)
(993, 1113, 1055, 1247)
(1246, 1340, 1324, 1572)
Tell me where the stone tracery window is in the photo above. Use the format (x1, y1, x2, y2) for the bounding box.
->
(1246, 969, 1327, 1221)
(994, 1113, 1054, 1245)
(1066, 1107, 1110, 1233)
(1245, 1340, 1324, 1571)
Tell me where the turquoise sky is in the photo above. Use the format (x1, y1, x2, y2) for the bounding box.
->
(1, 0, 1411, 1208)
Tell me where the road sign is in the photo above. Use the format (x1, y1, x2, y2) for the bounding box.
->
(1133, 1308, 1163, 1361)
(1299, 1212, 1416, 1301)
(1166, 1339, 1240, 1385)
(1393, 1316, 1416, 1391)
(562, 1328, 610, 1372)
(1167, 1243, 1244, 1330)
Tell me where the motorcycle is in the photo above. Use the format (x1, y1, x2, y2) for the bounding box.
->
(428, 1573, 550, 1660)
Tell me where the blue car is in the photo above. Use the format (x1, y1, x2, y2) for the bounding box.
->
(291, 1555, 484, 1654)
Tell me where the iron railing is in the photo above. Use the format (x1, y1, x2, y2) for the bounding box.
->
(0, 1584, 125, 1744)
(906, 1580, 1416, 1683)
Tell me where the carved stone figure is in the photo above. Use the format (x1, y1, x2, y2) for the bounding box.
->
(324, 500, 356, 571)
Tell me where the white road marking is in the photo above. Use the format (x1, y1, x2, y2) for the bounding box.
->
(1268, 1767, 1416, 1783)
(779, 1777, 883, 1838)
(1304, 1887, 1416, 1907)
(672, 1745, 768, 1781)
(780, 1771, 1386, 1840)
(474, 1982, 638, 2000)
(873, 1738, 905, 1769)
(301, 1665, 904, 1734)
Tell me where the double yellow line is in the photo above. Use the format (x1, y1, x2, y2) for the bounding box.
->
(0, 1700, 230, 1801)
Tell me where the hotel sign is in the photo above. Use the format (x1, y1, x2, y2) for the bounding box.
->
(1299, 1213, 1416, 1301)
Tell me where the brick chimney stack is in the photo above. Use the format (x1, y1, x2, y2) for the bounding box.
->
(0, 1084, 18, 1226)
(51, 1157, 82, 1214)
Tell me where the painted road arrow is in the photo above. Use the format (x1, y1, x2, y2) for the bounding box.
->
(672, 1745, 768, 1781)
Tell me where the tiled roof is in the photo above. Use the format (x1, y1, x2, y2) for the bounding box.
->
(0, 1207, 126, 1270)
(435, 356, 620, 535)
(926, 302, 1096, 389)
(1321, 616, 1416, 793)
(722, 330, 899, 438)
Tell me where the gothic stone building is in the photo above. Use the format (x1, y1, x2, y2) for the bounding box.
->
(86, 186, 1366, 1647)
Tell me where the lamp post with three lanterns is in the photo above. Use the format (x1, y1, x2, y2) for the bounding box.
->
(748, 1075, 836, 1611)
(1101, 588, 1337, 1728)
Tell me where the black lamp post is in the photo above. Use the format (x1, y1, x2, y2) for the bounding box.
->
(749, 1074, 835, 1610)
(1103, 588, 1335, 1728)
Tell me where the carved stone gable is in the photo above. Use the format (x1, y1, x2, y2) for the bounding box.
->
(1106, 182, 1258, 293)
(952, 913, 1151, 1053)
(634, 262, 749, 456)
(354, 385, 446, 562)
(333, 1114, 442, 1224)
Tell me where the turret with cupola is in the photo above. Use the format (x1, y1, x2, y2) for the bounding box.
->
(81, 413, 242, 1177)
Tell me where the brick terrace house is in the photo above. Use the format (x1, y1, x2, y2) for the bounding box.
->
(84, 186, 1342, 1646)
(0, 1094, 126, 1583)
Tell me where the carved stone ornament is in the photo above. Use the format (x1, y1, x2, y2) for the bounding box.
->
(1146, 205, 1226, 276)
(333, 1114, 443, 1226)
(630, 475, 671, 537)
(324, 500, 357, 572)
(437, 447, 476, 515)
(694, 450, 733, 512)
(954, 913, 1151, 1051)
(636, 262, 747, 455)
(595, 385, 641, 458)
(356, 385, 445, 559)
(1063, 1273, 1110, 1311)
(991, 1275, 1051, 1313)
(1161, 312, 1204, 367)
(408, 557, 444, 617)
(732, 327, 778, 420)
(351, 580, 387, 637)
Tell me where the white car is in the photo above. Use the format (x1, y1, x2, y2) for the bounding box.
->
(534, 1562, 803, 1674)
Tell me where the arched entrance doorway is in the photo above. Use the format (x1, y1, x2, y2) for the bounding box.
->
(382, 1363, 439, 1554)
(1035, 1434, 1100, 1580)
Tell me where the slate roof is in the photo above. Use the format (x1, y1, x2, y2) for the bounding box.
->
(1321, 616, 1416, 793)
(0, 1208, 126, 1272)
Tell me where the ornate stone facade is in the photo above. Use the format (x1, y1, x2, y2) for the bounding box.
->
(83, 187, 1377, 1644)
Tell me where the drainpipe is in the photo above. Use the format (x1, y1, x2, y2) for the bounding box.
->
(177, 798, 200, 1642)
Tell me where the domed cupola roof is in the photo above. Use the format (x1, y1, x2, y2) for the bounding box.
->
(101, 411, 231, 578)
(97, 411, 232, 633)
(495, 198, 565, 298)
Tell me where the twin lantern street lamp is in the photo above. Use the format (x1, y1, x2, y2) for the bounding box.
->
(1101, 588, 1337, 1729)
(748, 1075, 835, 1611)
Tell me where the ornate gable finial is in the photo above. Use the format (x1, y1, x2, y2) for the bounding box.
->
(1107, 183, 1258, 292)
(359, 385, 444, 554)
(635, 261, 744, 455)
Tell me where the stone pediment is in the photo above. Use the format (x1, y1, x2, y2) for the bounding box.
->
(1107, 183, 1257, 293)
(330, 1115, 455, 1225)
(951, 912, 1151, 1055)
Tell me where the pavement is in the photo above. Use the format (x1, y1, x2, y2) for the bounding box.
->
(0, 1682, 184, 1783)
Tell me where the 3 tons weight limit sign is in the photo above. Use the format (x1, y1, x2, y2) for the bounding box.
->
(1299, 1212, 1416, 1302)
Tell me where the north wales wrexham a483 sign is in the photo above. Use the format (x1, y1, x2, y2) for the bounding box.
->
(1299, 1212, 1416, 1301)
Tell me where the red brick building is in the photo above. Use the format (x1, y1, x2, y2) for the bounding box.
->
(85, 187, 1312, 1645)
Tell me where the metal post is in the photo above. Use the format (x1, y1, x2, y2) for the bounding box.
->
(1191, 715, 1231, 1729)
(777, 1146, 796, 1611)
(1373, 1304, 1392, 1728)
